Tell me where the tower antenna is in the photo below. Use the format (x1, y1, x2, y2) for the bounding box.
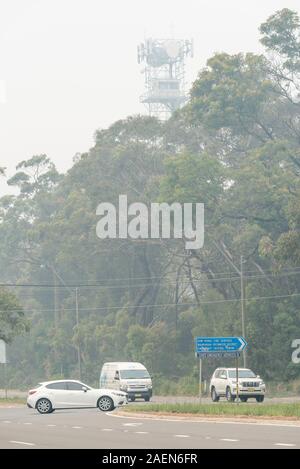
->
(137, 37, 193, 120)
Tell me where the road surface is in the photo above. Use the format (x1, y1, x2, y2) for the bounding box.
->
(2, 389, 300, 404)
(0, 406, 299, 449)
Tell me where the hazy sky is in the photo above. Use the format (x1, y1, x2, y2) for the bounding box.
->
(0, 0, 299, 194)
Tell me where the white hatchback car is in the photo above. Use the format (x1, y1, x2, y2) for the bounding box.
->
(210, 368, 266, 403)
(27, 379, 128, 414)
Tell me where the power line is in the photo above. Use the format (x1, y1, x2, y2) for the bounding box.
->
(3, 267, 300, 286)
(1, 268, 300, 290)
(2, 290, 300, 314)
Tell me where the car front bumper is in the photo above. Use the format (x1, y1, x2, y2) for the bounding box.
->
(112, 395, 128, 407)
(233, 388, 265, 396)
(126, 389, 152, 399)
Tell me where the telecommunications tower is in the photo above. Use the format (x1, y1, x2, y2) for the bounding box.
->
(137, 38, 193, 119)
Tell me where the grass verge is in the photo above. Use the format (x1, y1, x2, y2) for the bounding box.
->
(123, 402, 300, 418)
(0, 397, 26, 405)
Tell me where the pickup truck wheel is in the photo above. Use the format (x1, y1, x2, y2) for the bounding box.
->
(226, 387, 235, 402)
(211, 387, 220, 402)
(256, 395, 264, 403)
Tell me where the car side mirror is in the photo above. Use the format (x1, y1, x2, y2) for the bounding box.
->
(257, 375, 260, 379)
(114, 376, 119, 381)
(82, 386, 88, 392)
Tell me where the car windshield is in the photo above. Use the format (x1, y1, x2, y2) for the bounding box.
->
(120, 370, 150, 379)
(228, 370, 257, 378)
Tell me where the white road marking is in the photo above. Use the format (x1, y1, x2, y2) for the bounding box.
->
(274, 443, 296, 447)
(174, 434, 190, 438)
(3, 421, 11, 424)
(123, 422, 142, 427)
(10, 440, 35, 447)
(101, 428, 113, 431)
(220, 438, 239, 442)
(135, 431, 149, 434)
(47, 424, 56, 427)
(72, 426, 82, 429)
(23, 422, 32, 425)
(109, 412, 300, 428)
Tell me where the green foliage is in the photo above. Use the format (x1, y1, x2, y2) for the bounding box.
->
(1, 10, 300, 391)
(260, 8, 300, 70)
(189, 52, 275, 141)
(0, 289, 28, 343)
(7, 154, 61, 196)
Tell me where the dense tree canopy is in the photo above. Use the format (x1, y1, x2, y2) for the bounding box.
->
(0, 9, 300, 391)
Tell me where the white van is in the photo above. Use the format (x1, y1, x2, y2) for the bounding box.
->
(99, 362, 152, 402)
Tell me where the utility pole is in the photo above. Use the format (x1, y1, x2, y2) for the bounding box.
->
(240, 256, 246, 367)
(52, 270, 58, 330)
(75, 288, 82, 381)
(51, 269, 59, 369)
(213, 242, 247, 367)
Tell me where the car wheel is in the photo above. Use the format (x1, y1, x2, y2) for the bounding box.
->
(256, 395, 264, 403)
(240, 396, 248, 402)
(226, 387, 235, 402)
(97, 396, 115, 412)
(144, 396, 150, 402)
(36, 398, 53, 414)
(129, 396, 135, 402)
(211, 387, 220, 402)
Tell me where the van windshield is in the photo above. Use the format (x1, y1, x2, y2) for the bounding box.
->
(120, 370, 150, 379)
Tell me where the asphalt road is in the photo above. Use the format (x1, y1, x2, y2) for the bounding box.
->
(2, 389, 300, 404)
(0, 406, 299, 449)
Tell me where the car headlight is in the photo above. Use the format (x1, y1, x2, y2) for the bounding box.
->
(111, 391, 126, 397)
(120, 385, 128, 391)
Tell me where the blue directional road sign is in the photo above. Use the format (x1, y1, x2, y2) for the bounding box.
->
(195, 337, 247, 357)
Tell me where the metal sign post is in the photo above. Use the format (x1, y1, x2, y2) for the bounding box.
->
(236, 354, 239, 403)
(199, 357, 202, 404)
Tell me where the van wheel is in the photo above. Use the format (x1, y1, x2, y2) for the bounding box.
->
(144, 396, 150, 402)
(240, 396, 248, 402)
(129, 396, 135, 402)
(211, 387, 220, 402)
